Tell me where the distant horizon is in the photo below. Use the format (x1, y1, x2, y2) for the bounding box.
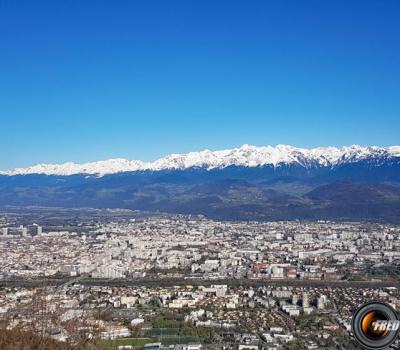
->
(2, 143, 400, 172)
(3, 141, 400, 171)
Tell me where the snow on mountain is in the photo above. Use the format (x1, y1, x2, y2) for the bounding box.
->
(1, 159, 149, 176)
(1, 144, 399, 176)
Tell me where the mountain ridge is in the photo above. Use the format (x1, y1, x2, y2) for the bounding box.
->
(2, 144, 400, 176)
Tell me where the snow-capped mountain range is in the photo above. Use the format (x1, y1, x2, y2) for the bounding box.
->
(1, 144, 400, 177)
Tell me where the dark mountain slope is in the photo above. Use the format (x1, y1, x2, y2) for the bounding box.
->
(1, 161, 400, 222)
(303, 182, 400, 222)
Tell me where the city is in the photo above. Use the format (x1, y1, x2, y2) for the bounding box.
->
(1, 1, 400, 349)
(1, 208, 399, 349)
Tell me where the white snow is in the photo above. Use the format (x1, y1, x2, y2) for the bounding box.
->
(1, 144, 399, 176)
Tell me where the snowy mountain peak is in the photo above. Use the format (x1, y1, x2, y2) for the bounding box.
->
(1, 145, 399, 176)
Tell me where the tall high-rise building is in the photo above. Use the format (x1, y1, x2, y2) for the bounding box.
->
(317, 295, 326, 310)
(1, 228, 8, 236)
(21, 227, 28, 237)
(302, 292, 309, 308)
(37, 225, 43, 236)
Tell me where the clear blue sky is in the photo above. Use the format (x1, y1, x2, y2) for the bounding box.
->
(1, 0, 399, 169)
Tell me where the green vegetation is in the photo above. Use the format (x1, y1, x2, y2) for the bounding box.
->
(104, 337, 154, 348)
(144, 309, 215, 344)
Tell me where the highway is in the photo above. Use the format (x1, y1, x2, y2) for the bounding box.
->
(1, 276, 399, 289)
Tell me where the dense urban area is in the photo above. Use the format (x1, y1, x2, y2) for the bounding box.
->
(1, 207, 400, 349)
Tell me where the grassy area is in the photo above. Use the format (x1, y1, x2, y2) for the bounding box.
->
(161, 336, 200, 345)
(103, 335, 200, 348)
(103, 337, 154, 348)
(145, 328, 179, 336)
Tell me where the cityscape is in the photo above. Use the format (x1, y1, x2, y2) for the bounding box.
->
(1, 208, 400, 349)
(2, 1, 400, 349)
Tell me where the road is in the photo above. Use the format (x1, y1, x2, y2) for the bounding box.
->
(1, 276, 399, 289)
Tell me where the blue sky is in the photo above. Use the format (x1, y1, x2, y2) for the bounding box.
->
(1, 0, 399, 169)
